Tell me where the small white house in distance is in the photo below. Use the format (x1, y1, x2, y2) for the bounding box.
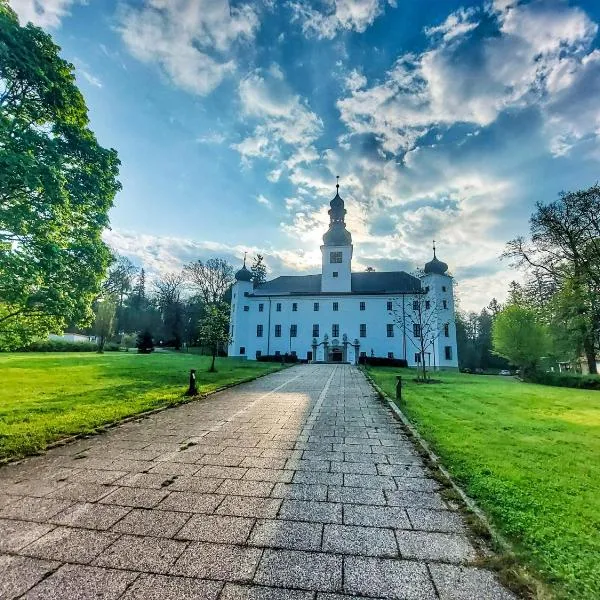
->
(228, 184, 459, 369)
(49, 333, 96, 343)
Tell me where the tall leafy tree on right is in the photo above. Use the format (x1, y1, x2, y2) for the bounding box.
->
(499, 184, 600, 375)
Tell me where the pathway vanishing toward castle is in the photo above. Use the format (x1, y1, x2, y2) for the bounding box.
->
(0, 364, 515, 599)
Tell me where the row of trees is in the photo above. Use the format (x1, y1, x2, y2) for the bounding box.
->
(91, 254, 268, 369)
(460, 185, 600, 377)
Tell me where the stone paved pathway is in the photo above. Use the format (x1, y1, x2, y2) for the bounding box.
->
(0, 364, 516, 599)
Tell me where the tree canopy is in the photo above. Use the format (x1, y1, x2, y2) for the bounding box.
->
(0, 3, 121, 349)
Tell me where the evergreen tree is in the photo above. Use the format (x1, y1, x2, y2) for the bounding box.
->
(251, 254, 267, 285)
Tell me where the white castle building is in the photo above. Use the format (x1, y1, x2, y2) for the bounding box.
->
(228, 184, 458, 368)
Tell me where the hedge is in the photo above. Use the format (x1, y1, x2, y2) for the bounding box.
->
(257, 354, 299, 363)
(358, 356, 409, 368)
(17, 340, 97, 352)
(527, 370, 600, 390)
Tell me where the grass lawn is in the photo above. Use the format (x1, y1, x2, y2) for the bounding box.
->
(367, 367, 600, 600)
(0, 352, 284, 462)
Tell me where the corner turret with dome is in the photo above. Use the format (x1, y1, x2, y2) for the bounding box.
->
(424, 242, 449, 275)
(228, 177, 458, 369)
(235, 255, 253, 282)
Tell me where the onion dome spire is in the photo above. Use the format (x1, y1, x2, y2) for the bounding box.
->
(235, 252, 253, 282)
(424, 240, 448, 275)
(323, 176, 352, 245)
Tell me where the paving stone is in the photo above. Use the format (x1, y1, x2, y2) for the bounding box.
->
(93, 534, 187, 572)
(327, 486, 386, 505)
(167, 476, 223, 493)
(20, 526, 118, 564)
(170, 541, 262, 581)
(322, 524, 397, 557)
(176, 513, 254, 543)
(292, 471, 343, 486)
(343, 452, 384, 464)
(67, 468, 129, 485)
(396, 531, 477, 563)
(407, 508, 466, 533)
(221, 583, 313, 600)
(217, 496, 282, 518)
(199, 465, 248, 479)
(244, 468, 294, 483)
(330, 461, 377, 475)
(2, 479, 68, 497)
(343, 505, 410, 529)
(113, 472, 177, 489)
(302, 450, 344, 462)
(249, 519, 322, 551)
(121, 573, 223, 600)
(0, 493, 20, 510)
(0, 554, 60, 599)
(147, 462, 202, 477)
(217, 479, 275, 497)
(99, 486, 169, 508)
(241, 457, 288, 470)
(112, 508, 191, 537)
(385, 490, 447, 509)
(278, 500, 342, 523)
(378, 463, 426, 475)
(343, 556, 436, 599)
(22, 564, 138, 600)
(394, 477, 440, 491)
(343, 474, 397, 489)
(223, 446, 265, 457)
(429, 564, 518, 599)
(157, 491, 224, 513)
(254, 549, 342, 591)
(199, 454, 246, 467)
(48, 483, 117, 502)
(109, 458, 154, 471)
(271, 482, 327, 501)
(0, 518, 55, 552)
(49, 502, 131, 530)
(0, 496, 72, 522)
(285, 459, 330, 472)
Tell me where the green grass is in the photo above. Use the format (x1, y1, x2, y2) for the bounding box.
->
(0, 352, 284, 461)
(367, 367, 600, 600)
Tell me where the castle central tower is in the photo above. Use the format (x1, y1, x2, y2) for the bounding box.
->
(321, 179, 353, 292)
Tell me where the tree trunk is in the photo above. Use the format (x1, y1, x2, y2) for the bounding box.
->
(583, 335, 598, 374)
(210, 350, 216, 372)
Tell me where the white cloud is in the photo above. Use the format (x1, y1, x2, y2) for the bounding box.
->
(337, 1, 600, 155)
(118, 0, 259, 96)
(344, 68, 367, 91)
(80, 70, 102, 88)
(196, 131, 227, 144)
(289, 0, 396, 39)
(232, 66, 323, 169)
(256, 194, 273, 208)
(9, 0, 80, 28)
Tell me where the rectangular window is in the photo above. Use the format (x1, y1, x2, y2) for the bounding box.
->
(387, 301, 392, 311)
(276, 303, 281, 312)
(291, 350, 297, 357)
(275, 324, 281, 337)
(258, 303, 264, 312)
(290, 324, 297, 337)
(333, 302, 339, 311)
(443, 300, 448, 309)
(444, 323, 449, 337)
(239, 347, 245, 355)
(292, 303, 297, 312)
(360, 324, 367, 338)
(415, 352, 421, 363)
(256, 324, 263, 337)
(387, 352, 394, 359)
(332, 324, 339, 337)
(243, 305, 249, 312)
(312, 324, 319, 337)
(330, 251, 342, 263)
(386, 324, 394, 338)
(445, 346, 453, 360)
(332, 271, 339, 278)
(314, 302, 319, 311)
(442, 286, 447, 292)
(360, 301, 366, 311)
(413, 300, 419, 311)
(425, 286, 430, 293)
(425, 300, 430, 310)
(413, 324, 421, 338)
(256, 350, 262, 358)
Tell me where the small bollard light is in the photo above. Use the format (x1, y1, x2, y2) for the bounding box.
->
(186, 369, 198, 396)
(396, 375, 402, 401)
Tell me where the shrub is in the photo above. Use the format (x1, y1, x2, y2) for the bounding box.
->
(527, 371, 600, 390)
(16, 339, 97, 352)
(358, 356, 408, 368)
(256, 354, 299, 363)
(136, 330, 154, 354)
(103, 342, 121, 352)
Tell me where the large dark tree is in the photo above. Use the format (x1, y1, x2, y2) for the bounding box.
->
(0, 3, 121, 349)
(184, 258, 233, 305)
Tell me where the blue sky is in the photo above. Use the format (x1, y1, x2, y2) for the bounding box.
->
(10, 0, 600, 310)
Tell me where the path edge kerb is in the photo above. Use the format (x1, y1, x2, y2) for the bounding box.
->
(0, 363, 295, 468)
(360, 367, 511, 553)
